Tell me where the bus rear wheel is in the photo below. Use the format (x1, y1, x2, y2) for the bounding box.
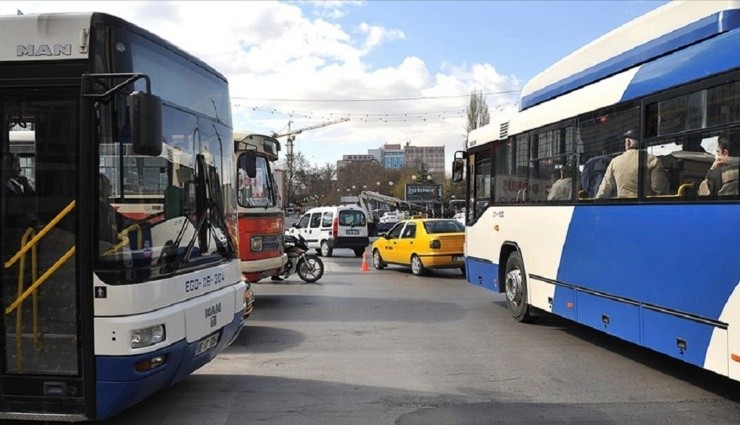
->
(504, 252, 534, 323)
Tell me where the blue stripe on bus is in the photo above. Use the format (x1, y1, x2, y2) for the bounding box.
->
(95, 311, 244, 420)
(554, 204, 739, 367)
(622, 28, 740, 101)
(520, 10, 740, 110)
(558, 204, 738, 319)
(465, 257, 500, 293)
(466, 204, 738, 368)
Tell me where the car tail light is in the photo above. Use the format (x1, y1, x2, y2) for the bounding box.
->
(332, 217, 338, 236)
(429, 240, 441, 249)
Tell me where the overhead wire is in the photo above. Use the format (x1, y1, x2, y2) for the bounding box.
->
(230, 89, 520, 124)
(232, 103, 518, 123)
(230, 89, 521, 103)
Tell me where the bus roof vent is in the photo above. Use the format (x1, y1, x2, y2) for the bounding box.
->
(499, 121, 509, 139)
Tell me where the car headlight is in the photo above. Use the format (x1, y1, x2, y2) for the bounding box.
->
(251, 236, 263, 252)
(131, 324, 166, 349)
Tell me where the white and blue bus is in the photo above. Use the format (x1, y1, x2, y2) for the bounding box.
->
(453, 1, 740, 382)
(1, 12, 247, 420)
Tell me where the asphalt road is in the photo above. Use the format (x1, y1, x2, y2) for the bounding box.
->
(20, 250, 740, 424)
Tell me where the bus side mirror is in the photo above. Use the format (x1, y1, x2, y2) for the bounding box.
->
(451, 159, 464, 182)
(129, 91, 163, 156)
(240, 151, 257, 178)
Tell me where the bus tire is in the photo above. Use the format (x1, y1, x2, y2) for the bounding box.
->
(320, 241, 333, 257)
(504, 251, 534, 323)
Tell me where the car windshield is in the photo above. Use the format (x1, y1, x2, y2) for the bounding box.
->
(423, 220, 464, 234)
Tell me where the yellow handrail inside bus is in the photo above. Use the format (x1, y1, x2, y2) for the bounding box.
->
(4, 200, 76, 269)
(103, 223, 143, 255)
(11, 229, 37, 372)
(5, 247, 76, 316)
(3, 200, 76, 372)
(677, 182, 694, 197)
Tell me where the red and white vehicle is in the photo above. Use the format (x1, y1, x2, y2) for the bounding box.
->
(234, 132, 287, 282)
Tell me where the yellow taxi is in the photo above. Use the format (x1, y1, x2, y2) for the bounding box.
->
(371, 218, 465, 276)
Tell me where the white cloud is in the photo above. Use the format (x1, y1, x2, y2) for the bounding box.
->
(2, 0, 520, 171)
(357, 22, 405, 52)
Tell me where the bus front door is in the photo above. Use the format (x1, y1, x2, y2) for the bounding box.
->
(0, 90, 89, 419)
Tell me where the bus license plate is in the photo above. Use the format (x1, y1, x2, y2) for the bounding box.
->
(346, 229, 360, 235)
(195, 332, 220, 356)
(452, 256, 464, 263)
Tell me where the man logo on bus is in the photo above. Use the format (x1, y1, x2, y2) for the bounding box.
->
(17, 44, 72, 57)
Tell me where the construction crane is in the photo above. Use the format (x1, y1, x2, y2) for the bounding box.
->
(272, 117, 350, 140)
(272, 117, 349, 169)
(272, 117, 349, 205)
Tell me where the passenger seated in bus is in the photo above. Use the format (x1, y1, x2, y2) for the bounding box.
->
(698, 134, 739, 196)
(3, 152, 41, 230)
(596, 129, 669, 198)
(547, 166, 573, 201)
(4, 153, 35, 197)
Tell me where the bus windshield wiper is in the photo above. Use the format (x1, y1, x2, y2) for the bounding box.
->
(172, 154, 234, 271)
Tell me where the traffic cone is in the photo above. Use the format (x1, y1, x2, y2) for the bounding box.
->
(361, 251, 370, 272)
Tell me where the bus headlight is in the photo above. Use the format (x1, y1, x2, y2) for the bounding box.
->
(251, 236, 263, 252)
(131, 324, 166, 348)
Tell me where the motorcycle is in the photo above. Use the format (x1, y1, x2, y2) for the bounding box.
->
(278, 233, 324, 283)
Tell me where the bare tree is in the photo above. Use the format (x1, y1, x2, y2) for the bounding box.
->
(466, 88, 490, 134)
(304, 162, 336, 205)
(278, 151, 310, 205)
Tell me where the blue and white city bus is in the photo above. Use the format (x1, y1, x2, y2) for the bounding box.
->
(1, 12, 247, 420)
(453, 0, 740, 382)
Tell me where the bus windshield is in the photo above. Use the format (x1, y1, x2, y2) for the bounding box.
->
(95, 98, 236, 284)
(237, 153, 276, 207)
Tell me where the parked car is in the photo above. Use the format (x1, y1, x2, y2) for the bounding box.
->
(287, 205, 369, 257)
(378, 211, 401, 224)
(371, 218, 465, 276)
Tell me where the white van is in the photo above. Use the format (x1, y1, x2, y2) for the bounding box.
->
(287, 205, 369, 257)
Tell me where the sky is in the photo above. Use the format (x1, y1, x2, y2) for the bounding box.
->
(1, 0, 671, 173)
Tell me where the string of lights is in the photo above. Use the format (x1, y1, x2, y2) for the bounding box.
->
(234, 102, 518, 124)
(230, 89, 521, 103)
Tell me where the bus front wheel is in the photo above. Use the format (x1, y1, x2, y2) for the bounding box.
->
(504, 252, 534, 323)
